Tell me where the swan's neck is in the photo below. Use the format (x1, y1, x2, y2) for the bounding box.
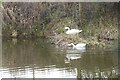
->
(71, 43, 75, 48)
(67, 28, 70, 30)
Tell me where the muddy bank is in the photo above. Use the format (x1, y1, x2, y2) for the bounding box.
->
(47, 32, 118, 49)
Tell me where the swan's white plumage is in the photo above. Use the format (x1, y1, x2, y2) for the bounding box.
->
(65, 27, 82, 35)
(70, 43, 86, 50)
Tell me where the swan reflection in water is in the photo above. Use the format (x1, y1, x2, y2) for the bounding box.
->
(65, 46, 86, 63)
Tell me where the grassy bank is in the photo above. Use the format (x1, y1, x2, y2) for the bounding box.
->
(45, 17, 118, 48)
(2, 2, 118, 48)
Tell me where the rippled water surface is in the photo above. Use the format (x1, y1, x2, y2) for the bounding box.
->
(0, 39, 119, 79)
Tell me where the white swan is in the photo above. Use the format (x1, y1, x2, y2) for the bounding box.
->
(70, 43, 86, 50)
(65, 27, 82, 35)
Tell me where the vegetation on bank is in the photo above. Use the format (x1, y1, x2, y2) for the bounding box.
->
(2, 2, 118, 48)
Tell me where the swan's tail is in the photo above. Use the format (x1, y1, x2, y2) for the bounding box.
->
(79, 30, 83, 33)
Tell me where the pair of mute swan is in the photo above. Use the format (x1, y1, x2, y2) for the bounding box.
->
(64, 26, 86, 50)
(65, 27, 82, 35)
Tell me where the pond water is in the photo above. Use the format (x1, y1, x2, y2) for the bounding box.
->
(0, 38, 119, 79)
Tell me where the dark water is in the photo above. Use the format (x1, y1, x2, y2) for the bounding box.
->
(0, 39, 119, 78)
